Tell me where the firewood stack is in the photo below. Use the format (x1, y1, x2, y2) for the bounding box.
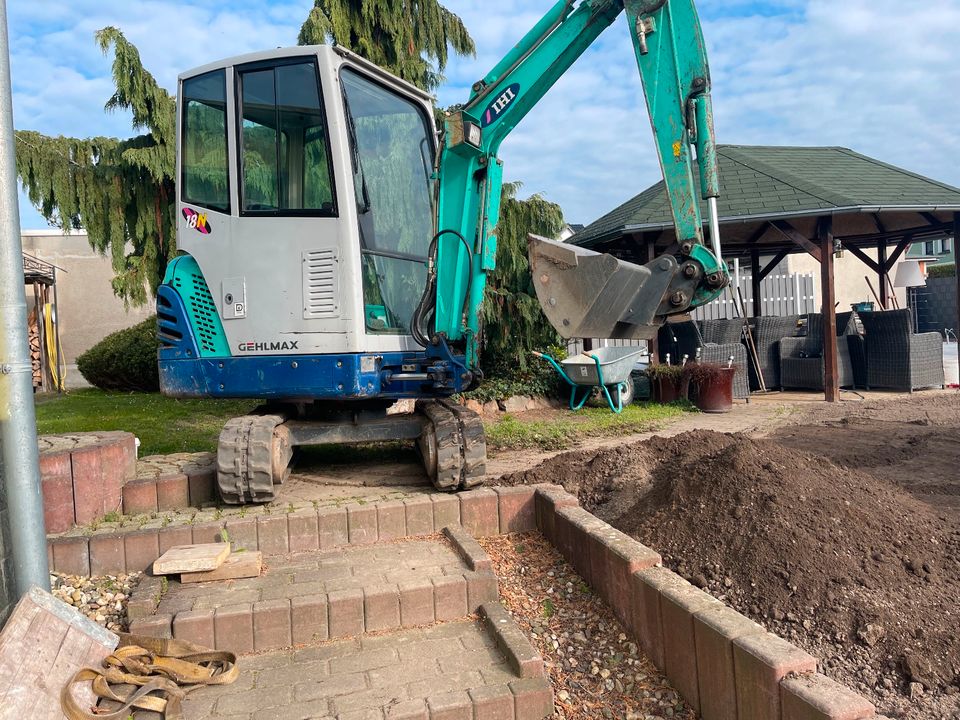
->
(28, 308, 42, 389)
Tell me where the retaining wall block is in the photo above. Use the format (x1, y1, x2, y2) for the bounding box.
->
(40, 452, 75, 534)
(346, 504, 378, 545)
(187, 470, 216, 507)
(318, 506, 349, 550)
(377, 500, 407, 542)
(431, 494, 461, 531)
(223, 517, 258, 552)
(123, 530, 161, 573)
(51, 536, 90, 576)
(493, 486, 536, 534)
(158, 525, 194, 555)
(156, 473, 190, 511)
(780, 673, 876, 720)
(287, 508, 320, 553)
(121, 479, 159, 516)
(129, 613, 172, 639)
(629, 566, 688, 671)
(589, 525, 661, 625)
(733, 631, 817, 720)
(173, 609, 215, 648)
(214, 603, 254, 654)
(533, 484, 579, 544)
(69, 444, 106, 526)
(291, 595, 328, 645)
(253, 599, 292, 651)
(257, 514, 290, 555)
(458, 489, 500, 538)
(89, 533, 125, 575)
(693, 602, 766, 720)
(659, 579, 725, 715)
(403, 496, 435, 537)
(364, 584, 401, 633)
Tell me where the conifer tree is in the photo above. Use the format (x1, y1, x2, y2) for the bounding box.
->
(480, 183, 565, 372)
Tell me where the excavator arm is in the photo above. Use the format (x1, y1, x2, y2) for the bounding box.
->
(420, 0, 728, 369)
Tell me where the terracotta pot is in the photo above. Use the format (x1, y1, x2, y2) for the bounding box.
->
(654, 376, 684, 403)
(692, 367, 736, 413)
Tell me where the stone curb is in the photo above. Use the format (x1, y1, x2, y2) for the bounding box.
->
(531, 486, 881, 720)
(479, 602, 545, 680)
(48, 487, 536, 577)
(442, 525, 493, 572)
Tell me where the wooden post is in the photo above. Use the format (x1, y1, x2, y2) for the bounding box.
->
(877, 239, 888, 309)
(820, 217, 839, 402)
(955, 214, 960, 339)
(750, 248, 762, 318)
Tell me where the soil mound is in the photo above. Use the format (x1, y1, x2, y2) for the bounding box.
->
(501, 429, 960, 717)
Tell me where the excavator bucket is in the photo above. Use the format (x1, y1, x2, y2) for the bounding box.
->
(528, 234, 677, 341)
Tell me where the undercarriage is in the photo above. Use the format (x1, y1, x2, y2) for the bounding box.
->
(215, 400, 486, 504)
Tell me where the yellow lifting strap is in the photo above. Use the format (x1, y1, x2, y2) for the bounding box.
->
(61, 633, 239, 720)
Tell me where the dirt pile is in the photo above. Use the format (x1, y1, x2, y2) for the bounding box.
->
(501, 428, 960, 719)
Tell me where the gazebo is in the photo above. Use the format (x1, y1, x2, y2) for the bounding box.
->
(571, 145, 960, 401)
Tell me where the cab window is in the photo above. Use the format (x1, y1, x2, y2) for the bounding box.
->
(238, 60, 336, 215)
(181, 70, 230, 213)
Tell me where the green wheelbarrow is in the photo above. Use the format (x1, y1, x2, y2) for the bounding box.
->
(533, 346, 647, 413)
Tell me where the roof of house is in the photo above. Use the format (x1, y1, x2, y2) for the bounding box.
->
(573, 146, 960, 249)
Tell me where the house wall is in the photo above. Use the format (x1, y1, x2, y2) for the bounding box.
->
(785, 248, 908, 312)
(21, 230, 155, 389)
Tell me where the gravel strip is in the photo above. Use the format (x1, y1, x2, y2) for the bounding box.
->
(50, 572, 143, 633)
(479, 533, 694, 720)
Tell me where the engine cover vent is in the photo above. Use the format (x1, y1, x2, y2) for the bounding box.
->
(302, 248, 340, 319)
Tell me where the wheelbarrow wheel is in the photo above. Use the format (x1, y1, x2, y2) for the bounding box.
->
(616, 379, 635, 407)
(585, 380, 634, 409)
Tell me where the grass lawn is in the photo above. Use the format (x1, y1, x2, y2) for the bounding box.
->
(484, 401, 694, 452)
(34, 389, 256, 456)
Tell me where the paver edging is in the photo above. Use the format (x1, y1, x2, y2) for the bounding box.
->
(479, 601, 545, 680)
(530, 485, 882, 720)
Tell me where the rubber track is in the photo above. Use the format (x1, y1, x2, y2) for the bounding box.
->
(216, 414, 286, 504)
(416, 400, 462, 490)
(439, 399, 487, 488)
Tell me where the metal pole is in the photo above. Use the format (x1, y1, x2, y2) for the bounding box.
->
(0, 0, 50, 595)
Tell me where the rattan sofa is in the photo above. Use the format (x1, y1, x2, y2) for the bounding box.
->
(779, 312, 859, 390)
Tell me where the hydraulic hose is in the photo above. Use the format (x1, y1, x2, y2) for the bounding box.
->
(410, 229, 472, 349)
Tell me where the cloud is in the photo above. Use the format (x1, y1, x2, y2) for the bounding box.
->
(12, 0, 960, 231)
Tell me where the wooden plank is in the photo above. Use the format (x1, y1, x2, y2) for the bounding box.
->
(878, 239, 889, 309)
(180, 551, 263, 584)
(819, 218, 840, 403)
(0, 588, 117, 720)
(758, 249, 790, 282)
(153, 543, 231, 575)
(750, 250, 762, 317)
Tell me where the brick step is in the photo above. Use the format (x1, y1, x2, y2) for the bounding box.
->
(129, 530, 498, 653)
(48, 486, 537, 577)
(121, 452, 217, 515)
(165, 613, 552, 720)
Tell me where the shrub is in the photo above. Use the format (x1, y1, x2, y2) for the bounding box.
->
(77, 317, 159, 391)
(928, 262, 956, 279)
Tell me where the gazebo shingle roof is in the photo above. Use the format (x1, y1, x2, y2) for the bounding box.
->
(574, 145, 960, 250)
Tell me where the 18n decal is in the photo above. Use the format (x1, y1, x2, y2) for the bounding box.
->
(182, 207, 212, 234)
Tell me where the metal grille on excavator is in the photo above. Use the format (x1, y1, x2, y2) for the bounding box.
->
(166, 256, 230, 357)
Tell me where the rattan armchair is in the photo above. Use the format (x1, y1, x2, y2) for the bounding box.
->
(858, 310, 944, 391)
(748, 315, 801, 390)
(779, 312, 859, 390)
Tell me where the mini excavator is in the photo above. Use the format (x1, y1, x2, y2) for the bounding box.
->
(157, 0, 728, 502)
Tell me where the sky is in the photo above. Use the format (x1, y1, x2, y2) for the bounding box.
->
(10, 0, 960, 229)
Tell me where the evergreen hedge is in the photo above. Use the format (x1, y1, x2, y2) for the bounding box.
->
(77, 317, 160, 392)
